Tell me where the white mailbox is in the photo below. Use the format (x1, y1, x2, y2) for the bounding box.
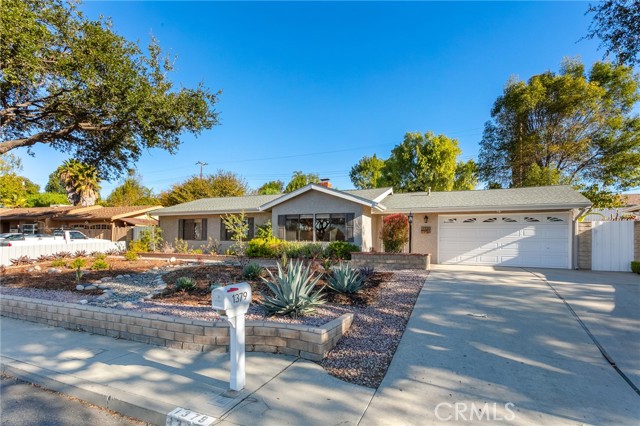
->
(211, 282, 252, 393)
(211, 282, 251, 318)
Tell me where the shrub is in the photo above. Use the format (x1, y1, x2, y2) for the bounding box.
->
(632, 261, 640, 274)
(128, 239, 148, 253)
(199, 237, 220, 255)
(51, 259, 67, 268)
(299, 243, 325, 259)
(124, 250, 138, 261)
(381, 213, 408, 253)
(91, 259, 109, 270)
(139, 227, 163, 252)
(246, 237, 283, 258)
(189, 249, 203, 254)
(358, 266, 375, 282)
(243, 262, 263, 279)
(176, 276, 196, 292)
(73, 250, 88, 258)
(56, 251, 72, 259)
(69, 258, 86, 270)
(93, 252, 107, 261)
(260, 260, 325, 318)
(255, 221, 273, 239)
(174, 238, 189, 254)
(327, 262, 364, 293)
(326, 241, 359, 260)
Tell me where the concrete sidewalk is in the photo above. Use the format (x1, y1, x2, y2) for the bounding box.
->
(360, 266, 640, 426)
(0, 317, 374, 425)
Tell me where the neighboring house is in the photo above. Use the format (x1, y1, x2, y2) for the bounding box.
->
(156, 183, 592, 269)
(581, 193, 640, 222)
(0, 205, 161, 241)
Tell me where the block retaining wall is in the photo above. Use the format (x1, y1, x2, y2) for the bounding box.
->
(0, 295, 352, 362)
(351, 252, 430, 270)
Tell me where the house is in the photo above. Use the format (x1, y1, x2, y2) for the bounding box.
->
(156, 183, 592, 269)
(0, 205, 161, 241)
(580, 193, 640, 222)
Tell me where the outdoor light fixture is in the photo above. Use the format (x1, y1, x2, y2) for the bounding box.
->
(423, 215, 429, 223)
(408, 212, 413, 253)
(408, 212, 414, 224)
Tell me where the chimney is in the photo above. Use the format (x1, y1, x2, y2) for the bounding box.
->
(428, 187, 431, 196)
(318, 178, 332, 189)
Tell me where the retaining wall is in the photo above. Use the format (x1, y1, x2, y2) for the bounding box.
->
(0, 295, 352, 361)
(351, 252, 430, 270)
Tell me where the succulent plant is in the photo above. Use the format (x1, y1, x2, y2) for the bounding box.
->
(327, 262, 364, 294)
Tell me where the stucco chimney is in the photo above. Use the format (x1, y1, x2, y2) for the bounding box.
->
(319, 178, 332, 189)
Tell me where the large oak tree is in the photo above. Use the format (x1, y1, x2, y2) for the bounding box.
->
(0, 0, 219, 179)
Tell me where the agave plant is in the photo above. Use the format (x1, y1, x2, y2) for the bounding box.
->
(260, 260, 325, 318)
(358, 266, 375, 282)
(327, 262, 363, 294)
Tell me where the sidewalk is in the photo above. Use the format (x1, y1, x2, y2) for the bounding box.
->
(0, 317, 375, 425)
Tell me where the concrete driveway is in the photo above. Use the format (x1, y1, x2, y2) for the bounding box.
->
(360, 265, 640, 426)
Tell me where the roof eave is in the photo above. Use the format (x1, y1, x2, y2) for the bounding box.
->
(259, 184, 377, 210)
(156, 208, 263, 217)
(374, 203, 592, 214)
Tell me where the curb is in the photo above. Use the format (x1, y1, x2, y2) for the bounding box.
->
(1, 355, 173, 425)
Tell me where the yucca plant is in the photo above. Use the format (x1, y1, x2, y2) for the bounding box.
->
(327, 262, 364, 294)
(260, 260, 325, 318)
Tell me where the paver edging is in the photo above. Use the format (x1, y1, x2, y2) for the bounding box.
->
(0, 295, 353, 361)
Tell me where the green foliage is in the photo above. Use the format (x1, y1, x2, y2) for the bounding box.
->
(285, 171, 320, 193)
(199, 237, 221, 254)
(349, 154, 385, 189)
(128, 240, 148, 253)
(93, 253, 107, 261)
(189, 249, 203, 254)
(260, 260, 325, 318)
(326, 262, 364, 294)
(0, 0, 219, 178)
(50, 259, 67, 268)
(0, 153, 22, 175)
(105, 176, 159, 206)
(246, 237, 282, 258)
(44, 170, 66, 194)
(478, 59, 640, 196)
(139, 227, 163, 252)
(57, 160, 101, 206)
(586, 1, 640, 67)
(26, 192, 69, 207)
(299, 243, 325, 260)
(382, 213, 408, 253)
(326, 241, 359, 260)
(381, 132, 468, 192)
(159, 171, 248, 206)
(631, 261, 640, 274)
(255, 221, 273, 239)
(454, 160, 478, 190)
(175, 277, 196, 292)
(257, 180, 284, 195)
(69, 258, 86, 283)
(222, 211, 250, 257)
(91, 259, 109, 270)
(174, 238, 189, 254)
(124, 250, 139, 261)
(243, 262, 263, 279)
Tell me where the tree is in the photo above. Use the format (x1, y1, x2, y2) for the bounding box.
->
(44, 171, 66, 194)
(257, 180, 284, 195)
(105, 173, 159, 206)
(585, 0, 640, 67)
(0, 153, 22, 174)
(26, 192, 69, 207)
(57, 159, 101, 206)
(160, 170, 248, 206)
(0, 174, 39, 207)
(381, 213, 408, 253)
(381, 132, 466, 192)
(349, 154, 385, 189)
(285, 171, 320, 193)
(453, 160, 478, 190)
(0, 0, 219, 179)
(478, 59, 640, 204)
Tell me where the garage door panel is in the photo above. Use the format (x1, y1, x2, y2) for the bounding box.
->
(439, 213, 569, 269)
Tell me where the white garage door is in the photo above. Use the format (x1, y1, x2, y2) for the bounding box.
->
(439, 213, 570, 269)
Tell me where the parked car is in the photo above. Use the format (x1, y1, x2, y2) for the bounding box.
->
(0, 231, 90, 247)
(0, 233, 26, 241)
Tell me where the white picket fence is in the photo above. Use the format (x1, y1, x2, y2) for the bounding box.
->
(591, 221, 635, 272)
(0, 240, 126, 266)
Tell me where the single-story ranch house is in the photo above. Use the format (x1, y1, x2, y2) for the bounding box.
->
(156, 182, 592, 269)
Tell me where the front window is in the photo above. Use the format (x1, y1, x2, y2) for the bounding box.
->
(281, 213, 352, 242)
(181, 219, 207, 240)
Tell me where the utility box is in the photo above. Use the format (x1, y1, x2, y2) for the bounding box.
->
(211, 282, 251, 318)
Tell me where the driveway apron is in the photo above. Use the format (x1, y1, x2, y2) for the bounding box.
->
(359, 266, 640, 426)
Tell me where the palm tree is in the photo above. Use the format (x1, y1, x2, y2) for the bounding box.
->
(57, 160, 101, 206)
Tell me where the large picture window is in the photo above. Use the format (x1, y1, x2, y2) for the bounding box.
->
(278, 213, 354, 242)
(178, 219, 208, 241)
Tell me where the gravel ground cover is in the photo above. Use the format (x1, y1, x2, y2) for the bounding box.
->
(0, 259, 428, 388)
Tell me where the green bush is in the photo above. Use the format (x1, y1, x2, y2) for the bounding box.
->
(326, 241, 359, 260)
(51, 259, 67, 268)
(327, 262, 364, 293)
(260, 260, 325, 318)
(246, 237, 283, 258)
(255, 221, 273, 239)
(174, 238, 189, 254)
(93, 252, 107, 261)
(631, 261, 640, 274)
(69, 258, 86, 269)
(382, 213, 408, 253)
(91, 259, 109, 270)
(189, 249, 203, 254)
(299, 243, 325, 259)
(176, 276, 196, 292)
(128, 239, 148, 253)
(243, 262, 263, 279)
(124, 250, 138, 261)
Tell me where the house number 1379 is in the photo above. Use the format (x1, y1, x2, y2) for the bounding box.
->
(232, 292, 248, 303)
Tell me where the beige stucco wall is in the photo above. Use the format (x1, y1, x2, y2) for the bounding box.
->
(159, 212, 271, 252)
(371, 213, 438, 261)
(270, 191, 368, 248)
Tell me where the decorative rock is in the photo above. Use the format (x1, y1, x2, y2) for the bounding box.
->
(76, 285, 84, 291)
(115, 275, 123, 280)
(169, 257, 176, 263)
(101, 277, 111, 282)
(47, 268, 61, 274)
(33, 265, 41, 271)
(79, 300, 88, 305)
(84, 285, 97, 290)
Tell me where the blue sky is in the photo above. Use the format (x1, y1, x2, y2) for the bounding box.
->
(18, 1, 609, 196)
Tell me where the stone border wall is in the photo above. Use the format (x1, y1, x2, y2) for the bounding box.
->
(351, 252, 430, 270)
(0, 295, 352, 362)
(577, 222, 593, 270)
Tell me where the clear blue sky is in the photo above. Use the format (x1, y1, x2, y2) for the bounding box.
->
(19, 1, 611, 196)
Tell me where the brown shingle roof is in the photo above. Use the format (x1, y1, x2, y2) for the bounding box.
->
(0, 205, 81, 220)
(56, 206, 162, 221)
(623, 194, 640, 206)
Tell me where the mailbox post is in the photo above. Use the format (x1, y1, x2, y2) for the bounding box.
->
(212, 282, 252, 392)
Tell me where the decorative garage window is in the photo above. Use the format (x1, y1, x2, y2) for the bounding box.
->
(278, 213, 354, 242)
(547, 216, 564, 222)
(483, 217, 497, 223)
(220, 217, 253, 241)
(502, 217, 517, 223)
(179, 218, 208, 241)
(89, 224, 110, 230)
(463, 218, 477, 223)
(444, 218, 457, 223)
(524, 217, 540, 222)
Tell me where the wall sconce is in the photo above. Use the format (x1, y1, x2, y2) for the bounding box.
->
(423, 215, 429, 223)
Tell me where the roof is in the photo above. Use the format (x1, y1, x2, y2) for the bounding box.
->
(56, 206, 162, 221)
(0, 205, 80, 220)
(623, 193, 640, 206)
(155, 194, 281, 216)
(259, 184, 388, 211)
(378, 185, 591, 213)
(120, 217, 159, 226)
(344, 187, 393, 203)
